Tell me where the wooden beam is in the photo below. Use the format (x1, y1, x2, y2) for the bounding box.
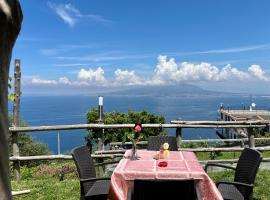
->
(9, 121, 269, 133)
(200, 157, 270, 164)
(9, 153, 124, 161)
(12, 190, 30, 196)
(95, 149, 126, 154)
(110, 138, 270, 146)
(110, 141, 148, 146)
(179, 146, 270, 152)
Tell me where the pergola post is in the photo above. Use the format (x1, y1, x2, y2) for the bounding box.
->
(0, 1, 23, 199)
(12, 59, 21, 181)
(248, 128, 255, 148)
(176, 128, 182, 150)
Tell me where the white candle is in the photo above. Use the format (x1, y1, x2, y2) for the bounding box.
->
(98, 96, 103, 106)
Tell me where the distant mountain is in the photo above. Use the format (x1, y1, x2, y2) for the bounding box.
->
(106, 84, 223, 97)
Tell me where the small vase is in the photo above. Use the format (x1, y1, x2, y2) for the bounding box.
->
(130, 142, 139, 160)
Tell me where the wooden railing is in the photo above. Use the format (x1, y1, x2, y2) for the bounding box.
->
(9, 120, 270, 179)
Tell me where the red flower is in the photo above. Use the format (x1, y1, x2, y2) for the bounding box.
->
(134, 122, 142, 133)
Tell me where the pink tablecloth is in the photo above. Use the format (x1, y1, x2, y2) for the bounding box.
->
(109, 150, 223, 200)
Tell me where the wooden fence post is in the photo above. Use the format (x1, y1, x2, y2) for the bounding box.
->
(13, 59, 21, 181)
(248, 128, 255, 148)
(176, 128, 182, 150)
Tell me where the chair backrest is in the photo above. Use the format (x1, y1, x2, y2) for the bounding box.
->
(234, 148, 262, 197)
(71, 145, 96, 195)
(133, 179, 197, 200)
(147, 136, 178, 151)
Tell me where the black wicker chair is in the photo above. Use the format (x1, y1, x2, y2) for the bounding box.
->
(129, 179, 197, 200)
(71, 146, 111, 200)
(147, 136, 178, 151)
(205, 148, 262, 200)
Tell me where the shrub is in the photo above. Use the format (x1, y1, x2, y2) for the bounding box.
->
(8, 115, 50, 161)
(86, 109, 166, 146)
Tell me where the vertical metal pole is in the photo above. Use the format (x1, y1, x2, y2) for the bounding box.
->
(176, 128, 182, 150)
(13, 59, 21, 181)
(97, 96, 104, 176)
(248, 128, 255, 148)
(57, 132, 61, 155)
(97, 96, 104, 151)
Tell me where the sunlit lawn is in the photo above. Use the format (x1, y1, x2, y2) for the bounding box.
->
(12, 177, 79, 200)
(196, 150, 270, 160)
(209, 170, 270, 200)
(11, 160, 270, 200)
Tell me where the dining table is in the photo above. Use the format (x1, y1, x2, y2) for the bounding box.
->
(108, 149, 223, 200)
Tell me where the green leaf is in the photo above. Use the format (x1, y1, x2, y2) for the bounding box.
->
(86, 109, 166, 144)
(8, 94, 15, 101)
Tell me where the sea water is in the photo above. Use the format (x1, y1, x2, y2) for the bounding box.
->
(9, 95, 270, 153)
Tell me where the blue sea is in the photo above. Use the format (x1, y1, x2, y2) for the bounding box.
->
(9, 95, 270, 154)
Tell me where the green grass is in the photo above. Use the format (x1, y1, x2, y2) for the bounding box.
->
(12, 177, 79, 200)
(11, 161, 80, 200)
(11, 150, 270, 200)
(208, 170, 270, 200)
(195, 151, 270, 160)
(11, 160, 270, 200)
(196, 151, 241, 160)
(12, 169, 270, 200)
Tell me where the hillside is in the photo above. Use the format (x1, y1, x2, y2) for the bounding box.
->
(106, 84, 222, 97)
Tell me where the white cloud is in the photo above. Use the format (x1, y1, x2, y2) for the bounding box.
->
(47, 2, 77, 27)
(29, 56, 269, 88)
(40, 48, 61, 56)
(248, 64, 269, 81)
(31, 76, 90, 86)
(167, 44, 270, 57)
(218, 65, 249, 80)
(78, 67, 106, 83)
(197, 44, 269, 54)
(153, 56, 222, 83)
(47, 2, 111, 27)
(40, 43, 101, 56)
(152, 56, 267, 84)
(58, 77, 71, 85)
(55, 53, 146, 62)
(32, 78, 57, 85)
(54, 63, 90, 67)
(114, 69, 142, 85)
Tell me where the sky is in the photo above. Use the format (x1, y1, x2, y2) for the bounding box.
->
(12, 0, 270, 95)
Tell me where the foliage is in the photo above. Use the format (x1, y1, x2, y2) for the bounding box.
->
(85, 109, 166, 145)
(19, 165, 36, 180)
(253, 127, 270, 146)
(8, 76, 15, 101)
(8, 115, 50, 162)
(35, 162, 76, 179)
(181, 142, 197, 148)
(8, 75, 49, 160)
